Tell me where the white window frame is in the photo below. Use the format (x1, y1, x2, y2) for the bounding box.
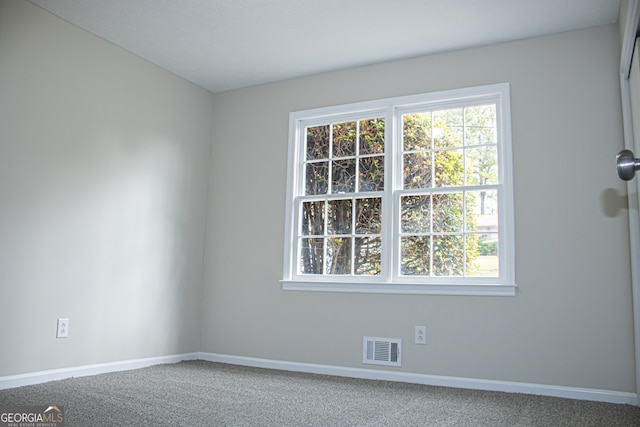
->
(281, 83, 516, 296)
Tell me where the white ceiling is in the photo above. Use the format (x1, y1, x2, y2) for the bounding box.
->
(30, 0, 620, 94)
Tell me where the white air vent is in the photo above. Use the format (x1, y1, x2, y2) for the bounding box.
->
(363, 336, 401, 367)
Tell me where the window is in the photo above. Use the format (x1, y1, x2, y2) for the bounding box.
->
(282, 84, 515, 296)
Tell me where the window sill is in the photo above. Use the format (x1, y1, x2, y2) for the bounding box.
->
(280, 280, 516, 296)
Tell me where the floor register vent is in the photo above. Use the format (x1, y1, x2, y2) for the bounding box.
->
(363, 336, 401, 367)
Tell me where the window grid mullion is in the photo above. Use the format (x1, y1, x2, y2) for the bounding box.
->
(462, 191, 467, 277)
(429, 194, 434, 277)
(323, 200, 328, 275)
(463, 105, 468, 187)
(351, 196, 356, 275)
(391, 107, 401, 280)
(352, 121, 359, 275)
(428, 111, 435, 278)
(328, 123, 334, 196)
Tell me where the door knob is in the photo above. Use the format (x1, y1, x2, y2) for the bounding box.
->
(617, 149, 640, 180)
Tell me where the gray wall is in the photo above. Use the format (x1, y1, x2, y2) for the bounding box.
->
(0, 0, 211, 375)
(0, 0, 635, 396)
(620, 0, 630, 44)
(202, 24, 636, 393)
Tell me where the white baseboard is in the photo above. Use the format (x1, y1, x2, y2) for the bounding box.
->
(0, 352, 199, 390)
(198, 352, 639, 406)
(2, 352, 637, 406)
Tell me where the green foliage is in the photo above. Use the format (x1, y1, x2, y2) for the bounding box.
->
(401, 112, 479, 276)
(300, 105, 497, 277)
(465, 234, 480, 276)
(478, 238, 498, 256)
(359, 118, 385, 154)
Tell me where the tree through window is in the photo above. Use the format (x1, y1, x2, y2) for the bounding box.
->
(301, 119, 384, 276)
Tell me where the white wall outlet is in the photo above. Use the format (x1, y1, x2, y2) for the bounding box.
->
(56, 318, 69, 338)
(414, 325, 426, 345)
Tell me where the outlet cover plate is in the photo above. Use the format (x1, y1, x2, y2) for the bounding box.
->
(414, 325, 426, 345)
(57, 318, 69, 338)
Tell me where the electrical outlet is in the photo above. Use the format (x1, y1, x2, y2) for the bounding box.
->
(56, 318, 69, 338)
(414, 325, 426, 345)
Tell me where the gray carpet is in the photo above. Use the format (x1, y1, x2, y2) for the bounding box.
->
(1, 360, 639, 426)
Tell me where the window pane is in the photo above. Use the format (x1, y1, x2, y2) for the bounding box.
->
(401, 195, 430, 233)
(465, 126, 496, 146)
(432, 193, 463, 232)
(355, 237, 381, 275)
(326, 237, 352, 274)
(332, 159, 356, 193)
(301, 201, 324, 235)
(328, 199, 352, 235)
(305, 162, 328, 195)
(465, 192, 479, 232)
(434, 149, 464, 187)
(465, 190, 498, 232)
(306, 125, 330, 160)
(467, 233, 499, 277)
(359, 156, 384, 192)
(465, 104, 496, 127)
(355, 198, 381, 234)
(333, 121, 357, 158)
(433, 108, 463, 148)
(432, 235, 464, 276)
(403, 113, 431, 151)
(300, 238, 323, 274)
(465, 233, 480, 274)
(359, 118, 385, 155)
(466, 146, 498, 186)
(401, 236, 430, 276)
(403, 152, 432, 189)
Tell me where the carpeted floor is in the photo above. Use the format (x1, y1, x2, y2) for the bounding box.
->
(1, 360, 639, 426)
